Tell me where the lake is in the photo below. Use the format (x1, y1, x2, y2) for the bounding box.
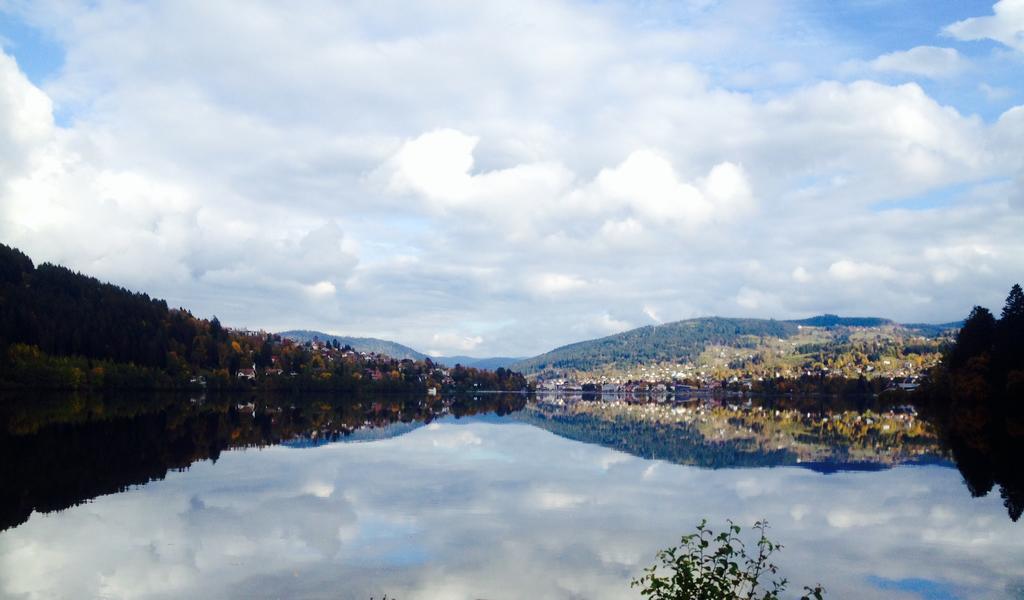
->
(0, 393, 1021, 599)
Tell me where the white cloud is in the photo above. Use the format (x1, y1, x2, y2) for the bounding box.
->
(642, 304, 662, 323)
(592, 312, 632, 335)
(386, 128, 480, 202)
(532, 488, 587, 510)
(979, 82, 1013, 101)
(1, 420, 1021, 599)
(430, 332, 484, 354)
(827, 508, 892, 529)
(868, 46, 968, 79)
(532, 273, 588, 297)
(305, 280, 337, 299)
(428, 429, 483, 448)
(828, 260, 898, 282)
(736, 287, 766, 310)
(593, 151, 755, 228)
(599, 217, 644, 244)
(0, 1, 1022, 356)
(595, 150, 712, 224)
(0, 52, 53, 180)
(945, 0, 1024, 52)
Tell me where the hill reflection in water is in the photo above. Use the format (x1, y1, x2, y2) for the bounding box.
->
(522, 395, 945, 471)
(0, 392, 525, 532)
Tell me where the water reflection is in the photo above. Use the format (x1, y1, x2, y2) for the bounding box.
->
(0, 392, 525, 532)
(0, 393, 1022, 599)
(921, 397, 1024, 522)
(523, 396, 942, 471)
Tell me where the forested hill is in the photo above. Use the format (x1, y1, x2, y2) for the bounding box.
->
(786, 314, 891, 328)
(511, 318, 799, 375)
(784, 314, 962, 334)
(0, 244, 189, 370)
(278, 330, 427, 361)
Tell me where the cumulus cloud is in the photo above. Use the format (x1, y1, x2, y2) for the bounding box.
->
(735, 287, 780, 312)
(827, 260, 898, 282)
(385, 129, 484, 203)
(593, 151, 754, 228)
(945, 0, 1024, 52)
(868, 46, 968, 79)
(0, 1, 1022, 355)
(531, 273, 589, 297)
(979, 82, 1014, 101)
(429, 332, 484, 354)
(792, 267, 812, 283)
(0, 52, 53, 180)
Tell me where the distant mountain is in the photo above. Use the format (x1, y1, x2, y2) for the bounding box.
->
(510, 317, 799, 375)
(786, 314, 962, 335)
(787, 314, 893, 328)
(277, 330, 427, 361)
(901, 321, 963, 337)
(431, 356, 524, 370)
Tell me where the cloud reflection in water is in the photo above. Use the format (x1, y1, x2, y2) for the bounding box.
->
(0, 417, 1021, 599)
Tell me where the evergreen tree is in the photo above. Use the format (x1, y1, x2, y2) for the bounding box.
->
(1000, 284, 1024, 321)
(997, 284, 1024, 372)
(947, 306, 996, 370)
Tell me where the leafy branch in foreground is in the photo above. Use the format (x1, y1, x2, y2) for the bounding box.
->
(632, 520, 825, 600)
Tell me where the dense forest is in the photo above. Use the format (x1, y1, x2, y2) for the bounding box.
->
(917, 284, 1024, 521)
(787, 314, 892, 328)
(0, 244, 527, 392)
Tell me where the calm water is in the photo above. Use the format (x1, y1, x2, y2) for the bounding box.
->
(0, 393, 1021, 599)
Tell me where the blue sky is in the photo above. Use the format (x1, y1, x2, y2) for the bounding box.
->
(0, 14, 62, 84)
(0, 0, 1022, 355)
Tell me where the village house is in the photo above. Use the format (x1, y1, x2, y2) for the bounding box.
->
(237, 364, 257, 380)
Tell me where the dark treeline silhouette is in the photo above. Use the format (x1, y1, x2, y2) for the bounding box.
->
(919, 284, 1024, 521)
(0, 391, 526, 532)
(0, 244, 198, 369)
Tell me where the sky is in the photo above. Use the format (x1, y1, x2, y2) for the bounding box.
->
(0, 0, 1022, 357)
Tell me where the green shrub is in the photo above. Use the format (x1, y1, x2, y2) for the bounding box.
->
(632, 520, 824, 600)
